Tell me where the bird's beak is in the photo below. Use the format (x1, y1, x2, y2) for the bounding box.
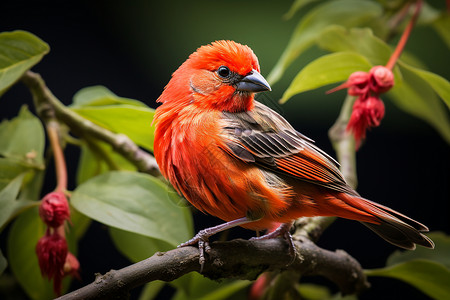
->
(236, 69, 271, 93)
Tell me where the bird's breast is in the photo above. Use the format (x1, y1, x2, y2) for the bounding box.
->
(154, 109, 294, 229)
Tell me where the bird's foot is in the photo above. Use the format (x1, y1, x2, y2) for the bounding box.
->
(250, 222, 297, 264)
(178, 229, 212, 272)
(179, 217, 253, 272)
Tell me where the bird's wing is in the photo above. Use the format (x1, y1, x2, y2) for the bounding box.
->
(220, 101, 356, 195)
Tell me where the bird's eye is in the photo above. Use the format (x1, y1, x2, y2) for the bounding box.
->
(217, 66, 231, 78)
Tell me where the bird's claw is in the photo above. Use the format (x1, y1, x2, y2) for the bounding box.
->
(178, 218, 254, 272)
(283, 231, 297, 264)
(178, 229, 211, 272)
(198, 240, 211, 271)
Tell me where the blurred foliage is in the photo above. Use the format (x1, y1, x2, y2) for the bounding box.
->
(366, 232, 450, 299)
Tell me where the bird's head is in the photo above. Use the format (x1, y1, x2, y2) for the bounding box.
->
(157, 40, 271, 113)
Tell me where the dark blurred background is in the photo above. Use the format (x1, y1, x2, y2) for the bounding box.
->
(1, 0, 448, 299)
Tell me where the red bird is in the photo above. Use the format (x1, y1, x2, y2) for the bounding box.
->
(153, 40, 433, 265)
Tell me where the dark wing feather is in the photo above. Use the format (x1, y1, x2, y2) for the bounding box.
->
(221, 101, 356, 195)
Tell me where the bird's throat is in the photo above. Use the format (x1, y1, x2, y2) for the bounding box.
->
(193, 91, 255, 113)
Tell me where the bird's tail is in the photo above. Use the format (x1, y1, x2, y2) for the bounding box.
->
(339, 194, 434, 250)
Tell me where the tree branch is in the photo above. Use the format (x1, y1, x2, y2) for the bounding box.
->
(293, 216, 337, 243)
(21, 71, 160, 177)
(56, 238, 369, 300)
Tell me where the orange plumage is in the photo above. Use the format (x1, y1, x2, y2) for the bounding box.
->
(153, 40, 433, 262)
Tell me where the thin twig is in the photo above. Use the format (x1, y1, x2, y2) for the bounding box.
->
(385, 0, 423, 70)
(21, 71, 160, 177)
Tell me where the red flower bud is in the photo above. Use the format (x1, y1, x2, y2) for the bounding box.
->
(328, 66, 394, 98)
(329, 66, 392, 148)
(326, 71, 370, 96)
(365, 96, 385, 127)
(347, 71, 370, 96)
(249, 272, 272, 300)
(39, 192, 70, 228)
(64, 252, 80, 279)
(347, 96, 385, 148)
(36, 231, 68, 295)
(369, 66, 394, 94)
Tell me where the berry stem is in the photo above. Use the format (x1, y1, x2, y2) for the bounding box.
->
(47, 120, 68, 193)
(56, 224, 66, 239)
(385, 0, 423, 70)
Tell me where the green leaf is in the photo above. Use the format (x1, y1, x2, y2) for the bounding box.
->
(0, 106, 45, 168)
(0, 30, 49, 96)
(366, 232, 450, 300)
(314, 25, 402, 88)
(72, 86, 147, 108)
(416, 2, 441, 25)
(76, 141, 136, 185)
(402, 65, 450, 110)
(0, 249, 7, 275)
(109, 227, 172, 263)
(0, 158, 43, 216)
(388, 63, 450, 144)
(366, 260, 450, 300)
(71, 171, 193, 247)
(283, 0, 319, 20)
(296, 283, 358, 300)
(17, 169, 44, 202)
(0, 158, 29, 191)
(316, 25, 428, 73)
(196, 279, 251, 300)
(267, 0, 382, 85)
(70, 86, 155, 150)
(70, 208, 92, 241)
(280, 52, 372, 103)
(0, 173, 33, 230)
(317, 26, 392, 66)
(0, 149, 44, 223)
(297, 283, 331, 300)
(172, 272, 251, 300)
(76, 144, 100, 185)
(71, 104, 155, 151)
(7, 207, 72, 299)
(432, 13, 450, 49)
(297, 285, 359, 300)
(386, 232, 450, 269)
(138, 281, 166, 300)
